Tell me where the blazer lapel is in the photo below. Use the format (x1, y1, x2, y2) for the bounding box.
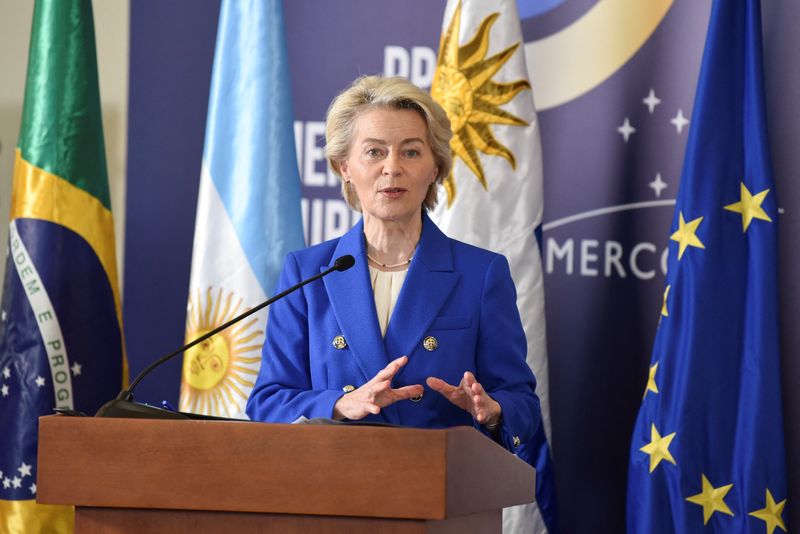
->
(384, 214, 459, 362)
(323, 219, 389, 384)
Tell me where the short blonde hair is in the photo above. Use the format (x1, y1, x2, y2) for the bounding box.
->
(325, 76, 453, 212)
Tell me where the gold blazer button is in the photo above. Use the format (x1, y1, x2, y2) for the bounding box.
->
(513, 436, 521, 448)
(342, 385, 356, 393)
(423, 336, 438, 351)
(410, 392, 424, 402)
(332, 335, 347, 350)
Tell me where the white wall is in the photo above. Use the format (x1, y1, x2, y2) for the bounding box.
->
(0, 1, 129, 293)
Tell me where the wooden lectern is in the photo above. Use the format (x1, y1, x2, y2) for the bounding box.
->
(37, 416, 535, 533)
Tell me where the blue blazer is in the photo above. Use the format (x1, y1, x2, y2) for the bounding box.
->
(246, 214, 541, 463)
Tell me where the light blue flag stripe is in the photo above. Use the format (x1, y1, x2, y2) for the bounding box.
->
(204, 0, 305, 297)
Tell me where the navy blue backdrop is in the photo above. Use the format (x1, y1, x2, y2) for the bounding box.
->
(124, 2, 799, 532)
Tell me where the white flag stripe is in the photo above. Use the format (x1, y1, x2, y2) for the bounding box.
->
(179, 163, 266, 419)
(8, 221, 74, 411)
(431, 1, 553, 532)
(432, 1, 549, 441)
(189, 163, 268, 305)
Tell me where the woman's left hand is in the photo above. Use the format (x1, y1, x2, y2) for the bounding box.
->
(426, 372, 502, 426)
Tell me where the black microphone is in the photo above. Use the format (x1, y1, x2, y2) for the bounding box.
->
(332, 254, 355, 271)
(94, 254, 356, 419)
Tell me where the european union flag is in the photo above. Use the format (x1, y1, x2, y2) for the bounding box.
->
(626, 0, 788, 533)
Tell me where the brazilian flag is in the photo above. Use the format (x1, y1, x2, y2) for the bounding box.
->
(0, 1, 125, 531)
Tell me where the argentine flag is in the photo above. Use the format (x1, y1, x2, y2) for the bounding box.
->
(179, 0, 304, 418)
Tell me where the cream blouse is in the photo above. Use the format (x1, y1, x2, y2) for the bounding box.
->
(369, 266, 408, 337)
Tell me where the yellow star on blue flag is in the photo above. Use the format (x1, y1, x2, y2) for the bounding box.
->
(626, 0, 788, 532)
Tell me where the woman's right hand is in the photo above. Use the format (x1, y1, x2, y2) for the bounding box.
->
(332, 355, 423, 420)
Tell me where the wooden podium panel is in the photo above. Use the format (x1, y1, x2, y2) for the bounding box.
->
(38, 416, 535, 533)
(73, 508, 501, 534)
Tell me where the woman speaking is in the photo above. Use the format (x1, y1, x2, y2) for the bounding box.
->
(246, 76, 540, 459)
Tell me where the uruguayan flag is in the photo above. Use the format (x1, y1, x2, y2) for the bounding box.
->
(431, 0, 558, 532)
(179, 0, 304, 418)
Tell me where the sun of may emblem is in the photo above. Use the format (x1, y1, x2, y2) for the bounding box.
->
(431, 1, 531, 206)
(180, 287, 263, 416)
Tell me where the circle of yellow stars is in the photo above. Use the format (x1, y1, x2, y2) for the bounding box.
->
(637, 181, 785, 530)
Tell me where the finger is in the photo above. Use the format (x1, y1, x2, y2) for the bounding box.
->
(463, 371, 476, 388)
(426, 376, 454, 393)
(375, 355, 408, 381)
(368, 380, 392, 397)
(365, 402, 381, 415)
(475, 398, 501, 425)
(460, 375, 476, 400)
(428, 378, 465, 405)
(470, 379, 484, 396)
(392, 384, 425, 400)
(461, 373, 485, 405)
(472, 398, 493, 423)
(470, 381, 485, 406)
(461, 372, 478, 397)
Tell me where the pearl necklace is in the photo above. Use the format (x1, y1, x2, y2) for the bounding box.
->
(366, 253, 412, 269)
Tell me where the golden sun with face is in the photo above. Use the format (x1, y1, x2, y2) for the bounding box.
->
(180, 287, 263, 417)
(431, 1, 531, 206)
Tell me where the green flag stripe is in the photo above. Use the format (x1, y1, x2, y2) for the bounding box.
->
(18, 0, 110, 209)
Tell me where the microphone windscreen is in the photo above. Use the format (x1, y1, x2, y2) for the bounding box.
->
(333, 255, 355, 271)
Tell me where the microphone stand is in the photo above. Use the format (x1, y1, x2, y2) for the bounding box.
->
(94, 255, 355, 419)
